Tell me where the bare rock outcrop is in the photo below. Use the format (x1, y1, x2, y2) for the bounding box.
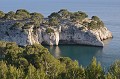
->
(0, 19, 112, 47)
(59, 21, 105, 46)
(42, 31, 59, 45)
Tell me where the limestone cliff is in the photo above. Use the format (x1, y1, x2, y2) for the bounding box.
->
(59, 20, 112, 46)
(0, 18, 112, 47)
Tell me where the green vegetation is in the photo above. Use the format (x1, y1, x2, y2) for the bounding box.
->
(70, 11, 88, 22)
(48, 12, 61, 19)
(48, 9, 88, 22)
(15, 9, 30, 20)
(0, 11, 5, 18)
(46, 28, 54, 33)
(0, 9, 44, 22)
(0, 41, 119, 79)
(87, 16, 105, 29)
(92, 16, 100, 21)
(0, 9, 104, 30)
(48, 9, 104, 29)
(10, 22, 34, 30)
(97, 21, 104, 27)
(0, 9, 44, 31)
(10, 22, 24, 30)
(108, 60, 120, 78)
(58, 9, 71, 19)
(4, 11, 15, 20)
(85, 57, 104, 79)
(22, 22, 34, 29)
(49, 17, 59, 26)
(47, 9, 89, 27)
(88, 20, 104, 30)
(30, 12, 44, 27)
(88, 21, 98, 29)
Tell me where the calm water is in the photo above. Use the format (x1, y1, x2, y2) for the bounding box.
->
(1, 0, 120, 69)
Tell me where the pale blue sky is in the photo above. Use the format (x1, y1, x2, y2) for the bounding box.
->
(0, 0, 119, 16)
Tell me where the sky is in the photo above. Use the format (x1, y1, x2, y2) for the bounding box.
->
(0, 0, 119, 16)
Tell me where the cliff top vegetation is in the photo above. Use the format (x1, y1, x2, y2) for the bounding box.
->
(0, 9, 105, 31)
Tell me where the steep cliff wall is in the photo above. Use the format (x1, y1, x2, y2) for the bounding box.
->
(0, 19, 112, 47)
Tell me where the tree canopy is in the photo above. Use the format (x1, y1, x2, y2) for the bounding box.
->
(0, 41, 120, 79)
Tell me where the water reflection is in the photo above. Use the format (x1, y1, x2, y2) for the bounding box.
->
(103, 38, 113, 46)
(45, 45, 103, 67)
(49, 46, 61, 58)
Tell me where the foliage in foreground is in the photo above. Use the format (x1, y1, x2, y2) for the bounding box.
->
(0, 41, 120, 79)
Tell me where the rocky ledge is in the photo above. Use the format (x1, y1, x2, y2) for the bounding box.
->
(0, 9, 112, 46)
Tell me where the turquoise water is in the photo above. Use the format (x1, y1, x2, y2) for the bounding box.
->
(45, 45, 103, 66)
(1, 0, 120, 69)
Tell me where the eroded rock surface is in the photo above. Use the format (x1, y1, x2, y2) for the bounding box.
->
(0, 18, 112, 47)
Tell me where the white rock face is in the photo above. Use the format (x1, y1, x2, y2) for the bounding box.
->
(90, 27, 112, 40)
(59, 23, 104, 46)
(73, 31, 104, 46)
(0, 20, 27, 46)
(26, 25, 40, 45)
(43, 31, 59, 45)
(0, 19, 112, 47)
(0, 20, 40, 46)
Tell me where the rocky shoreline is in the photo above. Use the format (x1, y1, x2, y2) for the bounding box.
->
(0, 19, 112, 47)
(0, 9, 112, 47)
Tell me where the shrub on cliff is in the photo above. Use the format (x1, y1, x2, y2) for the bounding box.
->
(48, 9, 88, 22)
(0, 11, 5, 18)
(22, 22, 33, 29)
(10, 22, 24, 30)
(97, 21, 104, 27)
(3, 11, 15, 20)
(30, 12, 44, 27)
(70, 11, 88, 22)
(92, 16, 100, 21)
(58, 9, 71, 19)
(88, 20, 104, 29)
(15, 9, 30, 20)
(48, 12, 61, 19)
(0, 41, 7, 47)
(49, 17, 59, 26)
(88, 21, 98, 29)
(46, 28, 54, 33)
